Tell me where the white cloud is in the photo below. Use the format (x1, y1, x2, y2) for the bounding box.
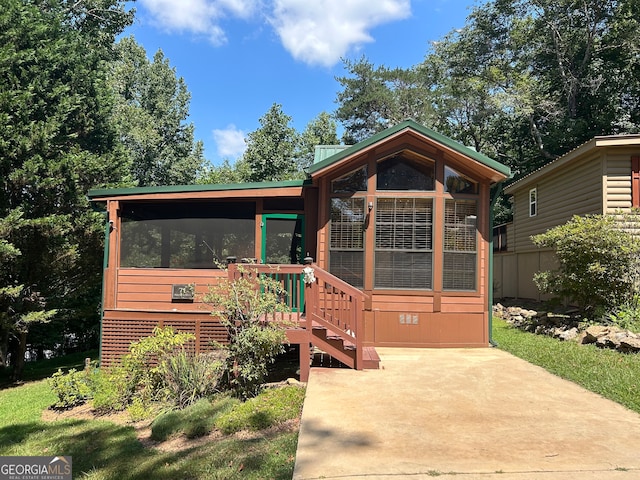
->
(270, 0, 411, 67)
(139, 0, 412, 66)
(139, 0, 260, 44)
(213, 125, 247, 159)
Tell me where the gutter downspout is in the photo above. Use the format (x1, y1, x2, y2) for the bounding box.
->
(489, 182, 505, 347)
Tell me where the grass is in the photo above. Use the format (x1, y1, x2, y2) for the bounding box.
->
(0, 353, 305, 480)
(0, 349, 99, 387)
(493, 317, 640, 414)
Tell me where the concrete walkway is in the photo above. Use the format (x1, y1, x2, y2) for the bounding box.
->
(293, 348, 640, 479)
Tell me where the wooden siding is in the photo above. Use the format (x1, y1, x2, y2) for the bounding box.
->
(114, 268, 224, 311)
(605, 154, 633, 212)
(511, 152, 603, 253)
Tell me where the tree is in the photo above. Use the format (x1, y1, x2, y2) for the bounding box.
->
(297, 112, 340, 172)
(335, 57, 435, 144)
(0, 0, 133, 378)
(333, 0, 640, 181)
(242, 103, 300, 182)
(110, 36, 206, 186)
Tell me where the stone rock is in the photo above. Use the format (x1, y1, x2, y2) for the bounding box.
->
(582, 325, 611, 344)
(596, 335, 620, 349)
(619, 337, 640, 353)
(558, 327, 579, 342)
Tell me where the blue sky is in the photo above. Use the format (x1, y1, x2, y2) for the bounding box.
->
(123, 0, 479, 165)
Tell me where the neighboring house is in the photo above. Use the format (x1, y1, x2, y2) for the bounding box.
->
(494, 134, 640, 300)
(89, 120, 510, 380)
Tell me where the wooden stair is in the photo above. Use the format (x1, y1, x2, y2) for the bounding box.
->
(310, 320, 380, 370)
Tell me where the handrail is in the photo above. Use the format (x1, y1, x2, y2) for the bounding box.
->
(306, 263, 368, 370)
(227, 262, 369, 369)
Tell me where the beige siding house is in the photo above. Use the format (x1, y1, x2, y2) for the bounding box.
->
(494, 134, 640, 300)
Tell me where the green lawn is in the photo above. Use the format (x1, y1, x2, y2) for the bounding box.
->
(493, 317, 640, 414)
(0, 364, 304, 480)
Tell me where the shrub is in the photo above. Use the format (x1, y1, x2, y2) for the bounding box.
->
(91, 326, 199, 413)
(532, 213, 640, 312)
(48, 367, 94, 409)
(91, 366, 134, 412)
(164, 350, 226, 408)
(607, 295, 640, 333)
(203, 265, 291, 399)
(124, 326, 196, 402)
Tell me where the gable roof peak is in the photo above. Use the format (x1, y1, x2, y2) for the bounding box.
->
(308, 120, 510, 182)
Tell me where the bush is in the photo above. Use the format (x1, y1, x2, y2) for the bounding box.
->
(532, 213, 640, 312)
(48, 367, 94, 409)
(164, 350, 226, 408)
(90, 366, 133, 412)
(203, 265, 291, 399)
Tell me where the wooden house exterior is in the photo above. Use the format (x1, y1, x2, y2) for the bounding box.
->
(494, 134, 640, 300)
(89, 121, 510, 380)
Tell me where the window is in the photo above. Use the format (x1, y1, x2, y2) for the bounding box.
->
(331, 165, 368, 194)
(374, 198, 433, 289)
(529, 188, 537, 217)
(443, 200, 477, 291)
(445, 166, 478, 194)
(493, 224, 508, 252)
(632, 157, 640, 208)
(377, 155, 434, 191)
(120, 202, 255, 268)
(329, 198, 365, 288)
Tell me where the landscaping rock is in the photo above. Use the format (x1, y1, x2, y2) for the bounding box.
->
(583, 325, 611, 344)
(619, 337, 640, 353)
(558, 327, 578, 342)
(495, 300, 640, 355)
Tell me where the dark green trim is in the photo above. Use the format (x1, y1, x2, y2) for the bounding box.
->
(261, 213, 306, 264)
(261, 214, 306, 312)
(309, 120, 511, 178)
(88, 179, 311, 200)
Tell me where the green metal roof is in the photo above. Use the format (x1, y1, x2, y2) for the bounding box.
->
(88, 178, 310, 200)
(313, 145, 350, 164)
(308, 120, 511, 178)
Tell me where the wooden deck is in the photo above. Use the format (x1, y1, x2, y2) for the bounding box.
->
(100, 263, 380, 382)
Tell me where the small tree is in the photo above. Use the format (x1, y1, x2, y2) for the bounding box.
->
(203, 265, 291, 399)
(532, 214, 640, 312)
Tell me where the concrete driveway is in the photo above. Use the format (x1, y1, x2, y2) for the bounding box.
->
(293, 348, 640, 479)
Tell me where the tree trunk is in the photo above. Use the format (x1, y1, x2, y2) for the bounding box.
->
(12, 331, 27, 382)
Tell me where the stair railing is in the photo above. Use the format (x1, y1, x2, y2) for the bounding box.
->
(226, 259, 368, 369)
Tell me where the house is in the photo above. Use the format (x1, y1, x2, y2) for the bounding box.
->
(494, 134, 640, 300)
(88, 120, 511, 381)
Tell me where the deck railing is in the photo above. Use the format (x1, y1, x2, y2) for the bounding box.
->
(227, 261, 368, 369)
(306, 264, 367, 369)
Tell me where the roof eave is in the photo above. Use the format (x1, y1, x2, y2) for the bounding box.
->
(87, 179, 310, 201)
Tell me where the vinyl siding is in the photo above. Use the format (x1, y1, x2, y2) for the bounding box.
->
(605, 154, 632, 212)
(511, 152, 603, 253)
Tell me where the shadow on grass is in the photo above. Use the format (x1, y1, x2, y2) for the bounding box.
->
(0, 416, 296, 479)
